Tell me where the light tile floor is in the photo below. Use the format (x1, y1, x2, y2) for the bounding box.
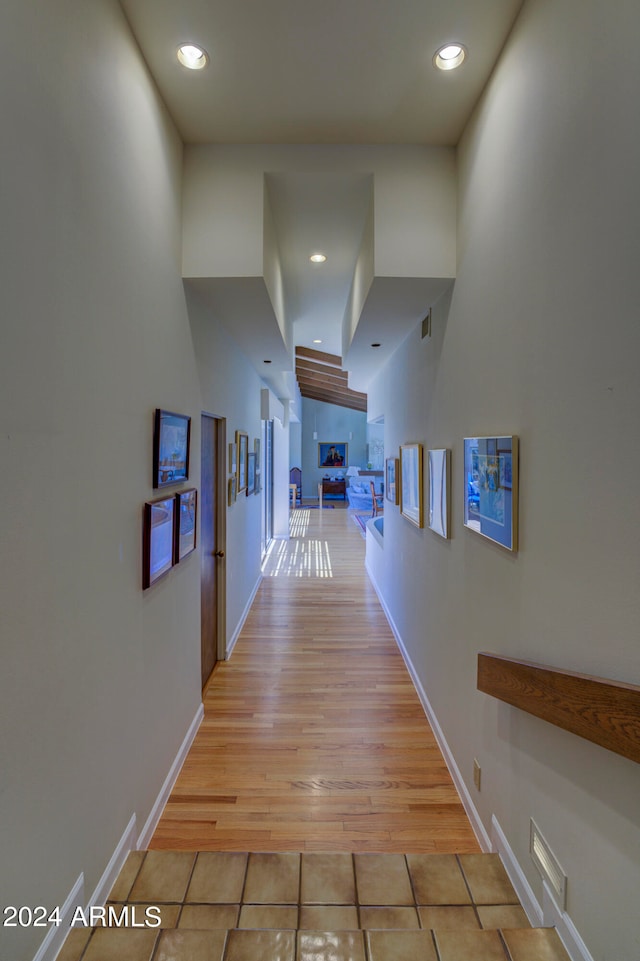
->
(55, 850, 572, 960)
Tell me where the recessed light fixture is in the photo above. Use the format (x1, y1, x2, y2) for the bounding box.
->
(313, 339, 323, 344)
(309, 253, 327, 264)
(177, 43, 209, 70)
(433, 43, 467, 71)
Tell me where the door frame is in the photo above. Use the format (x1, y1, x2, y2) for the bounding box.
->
(202, 412, 227, 672)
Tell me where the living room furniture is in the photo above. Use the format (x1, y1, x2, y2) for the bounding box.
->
(322, 478, 346, 499)
(370, 481, 384, 517)
(289, 467, 301, 506)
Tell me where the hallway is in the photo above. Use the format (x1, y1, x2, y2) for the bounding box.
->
(55, 508, 573, 961)
(150, 507, 479, 853)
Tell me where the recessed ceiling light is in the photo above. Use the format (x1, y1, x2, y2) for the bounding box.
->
(309, 253, 327, 264)
(177, 44, 209, 70)
(433, 43, 467, 71)
(313, 339, 323, 344)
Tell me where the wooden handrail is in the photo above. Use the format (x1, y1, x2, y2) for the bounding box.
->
(477, 653, 640, 764)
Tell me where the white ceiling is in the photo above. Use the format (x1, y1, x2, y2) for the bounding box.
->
(120, 0, 524, 403)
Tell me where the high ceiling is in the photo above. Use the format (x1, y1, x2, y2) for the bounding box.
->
(120, 0, 524, 407)
(120, 0, 523, 146)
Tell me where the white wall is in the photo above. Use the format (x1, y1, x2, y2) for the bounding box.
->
(368, 1, 640, 958)
(183, 144, 456, 280)
(301, 399, 367, 498)
(186, 288, 264, 644)
(0, 2, 202, 959)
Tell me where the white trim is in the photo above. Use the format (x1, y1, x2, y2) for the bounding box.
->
(543, 882, 595, 961)
(137, 703, 205, 849)
(365, 559, 491, 852)
(226, 574, 261, 658)
(32, 873, 84, 961)
(366, 562, 594, 961)
(491, 815, 543, 926)
(87, 813, 138, 910)
(491, 816, 594, 961)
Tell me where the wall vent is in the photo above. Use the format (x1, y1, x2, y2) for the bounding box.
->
(529, 819, 567, 910)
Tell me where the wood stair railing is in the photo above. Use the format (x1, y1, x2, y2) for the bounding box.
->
(477, 652, 640, 764)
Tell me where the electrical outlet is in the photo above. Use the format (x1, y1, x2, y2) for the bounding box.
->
(473, 758, 481, 791)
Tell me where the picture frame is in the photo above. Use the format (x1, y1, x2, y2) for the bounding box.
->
(254, 437, 261, 494)
(229, 442, 237, 475)
(385, 457, 399, 504)
(142, 496, 175, 589)
(428, 449, 451, 539)
(463, 435, 518, 551)
(174, 488, 197, 562)
(228, 476, 237, 506)
(400, 443, 424, 528)
(153, 409, 191, 488)
(246, 451, 256, 496)
(318, 441, 348, 468)
(236, 430, 248, 492)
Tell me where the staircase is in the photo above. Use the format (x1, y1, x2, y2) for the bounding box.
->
(55, 850, 572, 961)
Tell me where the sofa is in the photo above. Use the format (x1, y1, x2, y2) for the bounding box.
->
(346, 479, 382, 511)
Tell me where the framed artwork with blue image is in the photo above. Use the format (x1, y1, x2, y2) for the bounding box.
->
(463, 435, 518, 551)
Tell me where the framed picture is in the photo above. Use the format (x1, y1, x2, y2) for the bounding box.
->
(236, 431, 248, 492)
(153, 409, 190, 488)
(228, 476, 237, 506)
(428, 449, 451, 539)
(385, 457, 399, 504)
(246, 451, 256, 495)
(229, 442, 236, 475)
(143, 496, 175, 589)
(463, 435, 519, 551)
(174, 488, 197, 562)
(400, 443, 424, 528)
(318, 441, 348, 468)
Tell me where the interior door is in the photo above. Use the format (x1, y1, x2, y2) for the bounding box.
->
(201, 413, 225, 688)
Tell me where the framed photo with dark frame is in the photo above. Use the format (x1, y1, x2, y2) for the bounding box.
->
(463, 435, 518, 551)
(153, 409, 191, 488)
(318, 441, 348, 468)
(400, 443, 424, 528)
(143, 496, 175, 589)
(236, 431, 248, 492)
(385, 457, 399, 504)
(174, 488, 197, 562)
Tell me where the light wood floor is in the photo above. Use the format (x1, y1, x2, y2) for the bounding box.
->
(150, 507, 480, 853)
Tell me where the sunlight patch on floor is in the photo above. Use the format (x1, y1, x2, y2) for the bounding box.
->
(263, 537, 333, 578)
(289, 509, 311, 537)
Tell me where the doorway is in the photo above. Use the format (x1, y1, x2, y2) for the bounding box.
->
(200, 413, 226, 689)
(261, 419, 274, 560)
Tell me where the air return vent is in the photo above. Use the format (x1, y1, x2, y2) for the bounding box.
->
(530, 819, 567, 910)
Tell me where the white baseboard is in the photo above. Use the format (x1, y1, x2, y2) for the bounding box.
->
(490, 815, 543, 926)
(365, 559, 491, 853)
(137, 703, 205, 849)
(88, 813, 138, 910)
(491, 815, 594, 961)
(226, 574, 262, 659)
(32, 873, 84, 961)
(366, 563, 594, 960)
(542, 882, 595, 961)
